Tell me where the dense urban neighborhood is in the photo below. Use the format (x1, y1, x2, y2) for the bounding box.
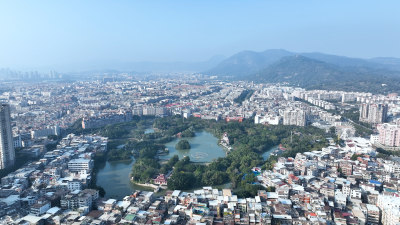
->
(0, 75, 400, 225)
(2, 0, 400, 224)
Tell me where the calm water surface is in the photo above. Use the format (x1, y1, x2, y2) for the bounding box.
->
(96, 131, 277, 199)
(144, 128, 155, 134)
(159, 131, 226, 162)
(262, 145, 279, 160)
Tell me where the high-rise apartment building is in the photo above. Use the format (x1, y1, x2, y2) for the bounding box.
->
(283, 109, 306, 126)
(359, 103, 369, 121)
(0, 103, 15, 169)
(377, 123, 400, 147)
(359, 103, 388, 124)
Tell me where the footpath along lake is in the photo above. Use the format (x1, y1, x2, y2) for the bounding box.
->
(96, 131, 277, 199)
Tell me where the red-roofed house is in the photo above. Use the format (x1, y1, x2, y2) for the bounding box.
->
(154, 174, 167, 186)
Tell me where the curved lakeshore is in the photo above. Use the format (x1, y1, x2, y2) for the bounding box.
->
(130, 180, 164, 190)
(96, 130, 227, 199)
(96, 133, 278, 199)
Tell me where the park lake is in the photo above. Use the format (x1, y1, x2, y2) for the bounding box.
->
(96, 130, 277, 199)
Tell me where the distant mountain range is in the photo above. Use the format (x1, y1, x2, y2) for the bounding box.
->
(204, 49, 400, 93)
(204, 49, 294, 78)
(3, 49, 400, 94)
(55, 55, 227, 73)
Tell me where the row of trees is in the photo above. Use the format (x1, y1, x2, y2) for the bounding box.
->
(376, 148, 400, 159)
(233, 89, 254, 105)
(68, 115, 155, 139)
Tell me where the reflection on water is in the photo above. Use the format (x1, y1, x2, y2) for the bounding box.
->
(96, 159, 136, 199)
(159, 131, 226, 162)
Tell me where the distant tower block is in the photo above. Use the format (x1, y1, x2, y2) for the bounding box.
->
(0, 103, 16, 169)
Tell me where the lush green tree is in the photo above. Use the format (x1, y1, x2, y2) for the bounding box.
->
(107, 148, 132, 161)
(264, 155, 278, 170)
(181, 129, 195, 138)
(100, 124, 129, 139)
(351, 154, 363, 161)
(174, 156, 191, 171)
(176, 140, 191, 150)
(235, 184, 267, 198)
(167, 155, 180, 167)
(131, 158, 159, 182)
(167, 171, 195, 190)
(202, 171, 229, 185)
(159, 155, 180, 174)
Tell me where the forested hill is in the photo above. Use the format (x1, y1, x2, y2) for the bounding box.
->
(251, 55, 400, 93)
(204, 49, 400, 94)
(252, 55, 346, 85)
(204, 49, 293, 77)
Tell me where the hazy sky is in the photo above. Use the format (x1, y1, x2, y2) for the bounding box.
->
(0, 0, 399, 70)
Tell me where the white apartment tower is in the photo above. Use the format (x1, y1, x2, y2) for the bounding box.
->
(377, 123, 400, 147)
(0, 104, 15, 169)
(359, 103, 388, 124)
(283, 109, 306, 126)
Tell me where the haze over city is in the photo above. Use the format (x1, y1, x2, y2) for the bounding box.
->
(0, 0, 400, 71)
(2, 1, 400, 225)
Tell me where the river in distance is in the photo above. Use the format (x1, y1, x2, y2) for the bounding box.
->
(96, 130, 277, 199)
